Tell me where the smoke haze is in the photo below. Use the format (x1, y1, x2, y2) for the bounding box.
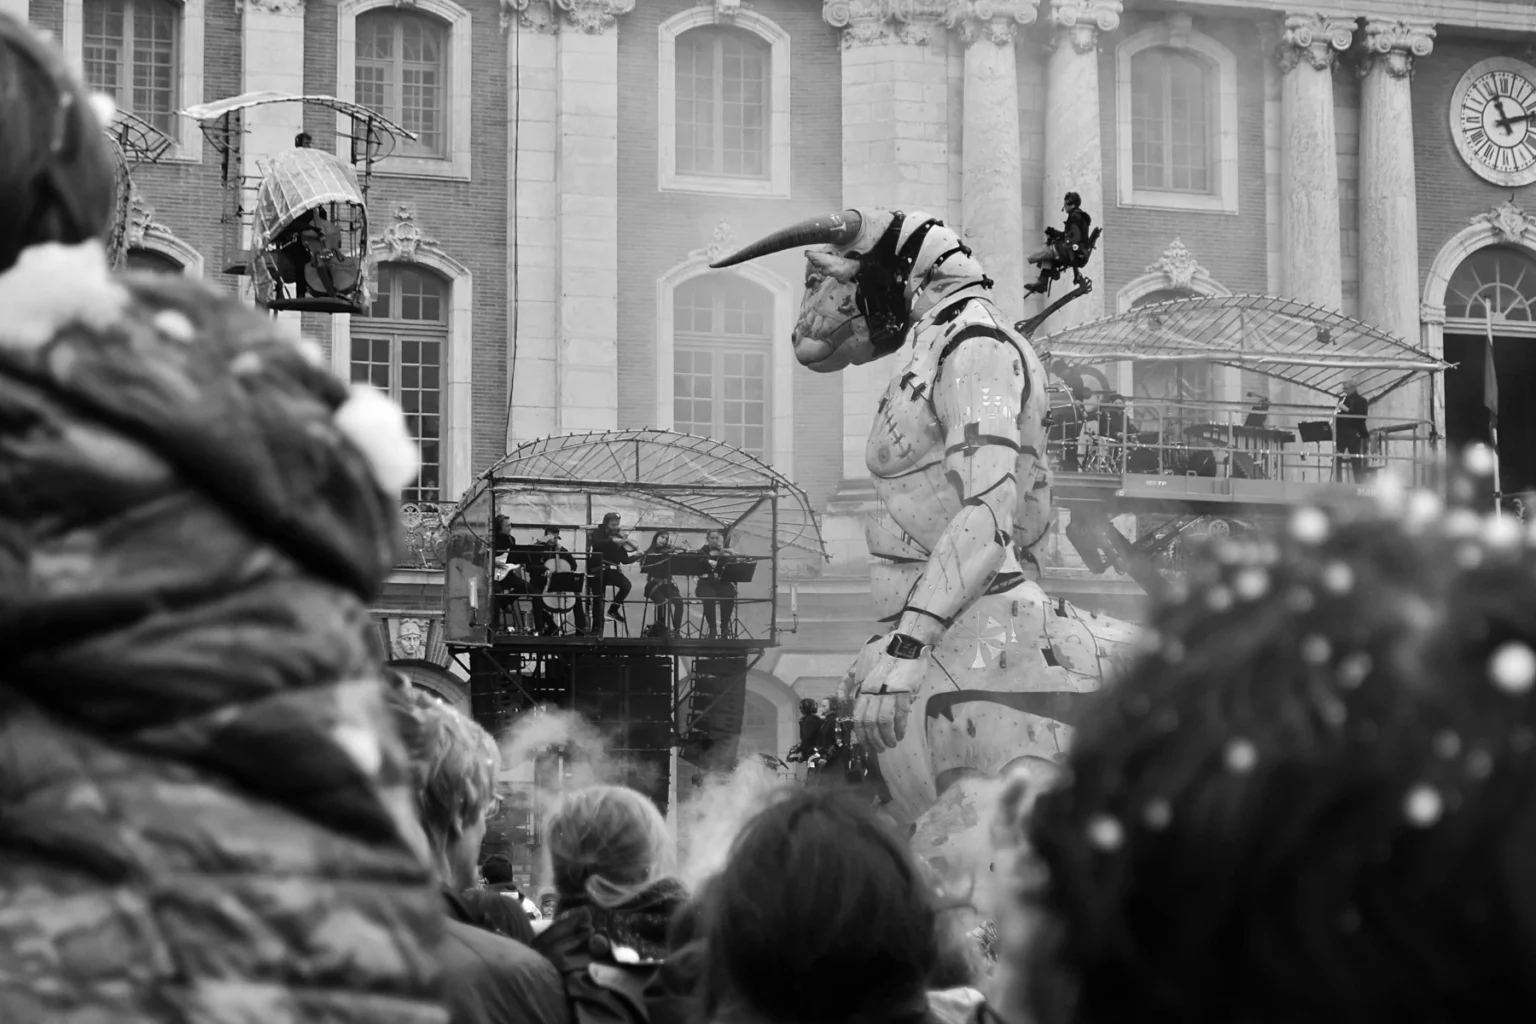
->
(676, 755, 787, 890)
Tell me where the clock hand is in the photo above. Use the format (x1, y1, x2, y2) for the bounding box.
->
(1496, 109, 1535, 132)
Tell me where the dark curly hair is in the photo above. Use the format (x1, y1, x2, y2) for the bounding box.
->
(1022, 493, 1536, 1023)
(700, 789, 944, 1024)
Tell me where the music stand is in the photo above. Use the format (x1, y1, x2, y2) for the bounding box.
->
(548, 571, 585, 594)
(720, 561, 757, 584)
(668, 554, 712, 577)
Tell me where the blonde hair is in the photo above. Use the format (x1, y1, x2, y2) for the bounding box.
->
(400, 689, 500, 853)
(545, 784, 675, 908)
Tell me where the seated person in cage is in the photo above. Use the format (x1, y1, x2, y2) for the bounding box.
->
(529, 526, 586, 635)
(269, 207, 353, 300)
(641, 530, 686, 638)
(1025, 191, 1097, 296)
(696, 530, 738, 640)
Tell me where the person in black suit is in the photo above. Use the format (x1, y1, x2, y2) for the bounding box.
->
(696, 529, 738, 639)
(640, 530, 686, 637)
(1335, 380, 1370, 482)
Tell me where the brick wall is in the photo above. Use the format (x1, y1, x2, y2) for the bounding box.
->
(304, 0, 510, 480)
(615, 0, 844, 512)
(1097, 13, 1270, 306)
(1413, 34, 1536, 286)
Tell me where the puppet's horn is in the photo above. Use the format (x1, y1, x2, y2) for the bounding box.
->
(709, 210, 864, 268)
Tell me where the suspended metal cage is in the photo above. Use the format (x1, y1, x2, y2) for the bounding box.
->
(250, 148, 369, 314)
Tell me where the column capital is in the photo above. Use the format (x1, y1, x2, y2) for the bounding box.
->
(943, 0, 1040, 47)
(1357, 18, 1435, 79)
(1047, 0, 1122, 55)
(824, 1, 954, 47)
(1277, 12, 1354, 73)
(501, 0, 633, 34)
(236, 0, 304, 14)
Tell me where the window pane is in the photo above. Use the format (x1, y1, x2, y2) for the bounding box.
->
(1447, 246, 1536, 322)
(357, 11, 446, 157)
(675, 29, 767, 179)
(1131, 48, 1211, 194)
(83, 0, 126, 99)
(131, 0, 177, 136)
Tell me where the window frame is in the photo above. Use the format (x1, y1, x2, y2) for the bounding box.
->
(671, 274, 775, 461)
(351, 264, 451, 504)
(674, 27, 771, 181)
(658, 7, 791, 198)
(337, 0, 472, 181)
(1445, 244, 1536, 340)
(1129, 47, 1215, 195)
(1115, 17, 1238, 215)
(64, 0, 205, 162)
(656, 260, 796, 478)
(354, 8, 451, 161)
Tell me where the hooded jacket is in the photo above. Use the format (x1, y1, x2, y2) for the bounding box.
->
(0, 241, 447, 1023)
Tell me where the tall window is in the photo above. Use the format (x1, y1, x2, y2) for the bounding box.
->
(673, 275, 772, 458)
(676, 28, 768, 178)
(1130, 48, 1213, 193)
(353, 264, 447, 502)
(356, 10, 446, 157)
(1447, 246, 1536, 326)
(83, 0, 179, 138)
(1130, 289, 1213, 436)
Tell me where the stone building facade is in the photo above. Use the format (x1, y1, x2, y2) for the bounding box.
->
(14, 0, 1536, 758)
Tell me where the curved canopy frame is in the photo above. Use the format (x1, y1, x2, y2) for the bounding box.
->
(180, 91, 417, 165)
(469, 430, 828, 561)
(106, 110, 176, 163)
(1035, 294, 1450, 403)
(254, 148, 364, 244)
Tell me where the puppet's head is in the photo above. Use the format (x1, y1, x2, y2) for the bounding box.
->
(710, 208, 991, 373)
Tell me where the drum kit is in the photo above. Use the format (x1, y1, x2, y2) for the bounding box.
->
(1045, 384, 1221, 477)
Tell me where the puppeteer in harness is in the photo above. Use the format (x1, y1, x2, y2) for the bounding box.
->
(1025, 192, 1100, 297)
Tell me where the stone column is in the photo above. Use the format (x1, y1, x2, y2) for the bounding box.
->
(946, 1, 1035, 326)
(1041, 0, 1121, 329)
(503, 1, 561, 448)
(1277, 13, 1352, 312)
(1357, 18, 1435, 425)
(551, 0, 632, 432)
(823, 0, 952, 485)
(240, 0, 307, 315)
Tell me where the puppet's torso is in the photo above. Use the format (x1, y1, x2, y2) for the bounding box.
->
(864, 296, 1052, 558)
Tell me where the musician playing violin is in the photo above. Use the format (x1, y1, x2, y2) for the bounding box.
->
(588, 512, 639, 626)
(697, 529, 737, 640)
(640, 531, 686, 637)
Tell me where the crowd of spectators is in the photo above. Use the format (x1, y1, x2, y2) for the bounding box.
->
(6, 13, 1536, 1024)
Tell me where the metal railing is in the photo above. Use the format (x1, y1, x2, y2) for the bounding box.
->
(1046, 392, 1439, 490)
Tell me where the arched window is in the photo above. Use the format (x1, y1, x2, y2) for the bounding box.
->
(1446, 245, 1536, 328)
(125, 247, 183, 274)
(353, 263, 448, 501)
(675, 27, 769, 179)
(83, 0, 180, 138)
(673, 274, 772, 458)
(1130, 47, 1213, 194)
(1130, 288, 1213, 435)
(736, 690, 779, 759)
(356, 9, 447, 158)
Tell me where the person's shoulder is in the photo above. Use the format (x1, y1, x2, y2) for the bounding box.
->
(442, 919, 571, 1024)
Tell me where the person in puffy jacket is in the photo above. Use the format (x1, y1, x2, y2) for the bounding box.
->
(0, 14, 449, 1022)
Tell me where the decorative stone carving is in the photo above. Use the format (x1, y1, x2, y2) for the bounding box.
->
(393, 618, 428, 661)
(705, 220, 737, 264)
(714, 0, 744, 19)
(1277, 13, 1354, 74)
(945, 0, 1040, 47)
(237, 0, 304, 13)
(1474, 200, 1536, 246)
(374, 203, 440, 262)
(399, 502, 451, 569)
(499, 0, 632, 34)
(1146, 238, 1208, 292)
(823, 0, 951, 47)
(501, 0, 559, 32)
(125, 189, 156, 250)
(1357, 18, 1435, 79)
(1048, 0, 1121, 54)
(554, 0, 634, 33)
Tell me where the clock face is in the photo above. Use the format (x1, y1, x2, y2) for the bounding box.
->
(1451, 58, 1536, 188)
